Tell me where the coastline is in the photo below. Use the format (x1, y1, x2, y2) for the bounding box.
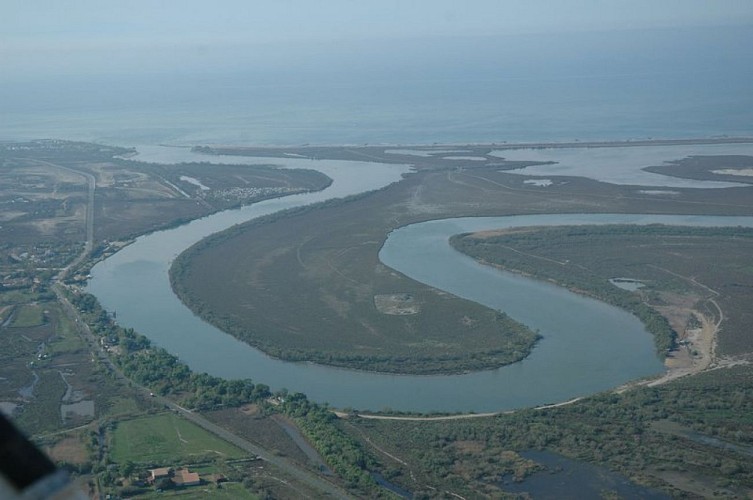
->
(191, 136, 753, 158)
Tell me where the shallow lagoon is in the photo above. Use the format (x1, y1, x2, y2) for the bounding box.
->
(500, 450, 670, 499)
(494, 143, 753, 187)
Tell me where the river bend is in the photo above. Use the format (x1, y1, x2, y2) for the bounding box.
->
(88, 149, 753, 412)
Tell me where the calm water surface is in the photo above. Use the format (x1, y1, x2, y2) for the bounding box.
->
(88, 147, 753, 412)
(495, 143, 753, 188)
(4, 27, 752, 146)
(501, 450, 670, 499)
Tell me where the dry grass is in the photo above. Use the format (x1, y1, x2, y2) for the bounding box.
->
(45, 437, 89, 465)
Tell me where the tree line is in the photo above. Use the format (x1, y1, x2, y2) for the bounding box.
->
(68, 290, 386, 496)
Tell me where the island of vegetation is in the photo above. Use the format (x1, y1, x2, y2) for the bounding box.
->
(3, 139, 753, 498)
(169, 203, 541, 375)
(168, 142, 753, 377)
(451, 224, 753, 359)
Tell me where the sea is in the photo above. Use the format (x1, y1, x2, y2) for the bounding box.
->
(2, 25, 752, 146)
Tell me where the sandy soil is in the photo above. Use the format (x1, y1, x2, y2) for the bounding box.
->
(712, 168, 753, 177)
(625, 298, 749, 391)
(374, 294, 420, 315)
(645, 311, 715, 387)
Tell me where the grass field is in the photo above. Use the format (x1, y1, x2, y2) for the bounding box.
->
(134, 482, 259, 499)
(110, 413, 247, 464)
(9, 304, 45, 328)
(47, 309, 84, 355)
(0, 290, 41, 306)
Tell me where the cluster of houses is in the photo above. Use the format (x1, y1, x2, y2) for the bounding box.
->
(147, 467, 224, 489)
(1, 273, 36, 290)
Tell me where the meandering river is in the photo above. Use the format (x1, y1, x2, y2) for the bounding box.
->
(88, 147, 753, 412)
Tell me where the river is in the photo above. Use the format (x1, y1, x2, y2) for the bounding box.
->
(88, 146, 753, 412)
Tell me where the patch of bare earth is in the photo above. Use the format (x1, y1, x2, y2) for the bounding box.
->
(30, 205, 85, 236)
(374, 293, 420, 315)
(45, 437, 88, 465)
(623, 290, 742, 392)
(404, 185, 443, 216)
(649, 311, 715, 386)
(711, 168, 753, 177)
(453, 440, 485, 454)
(239, 404, 259, 416)
(617, 292, 722, 392)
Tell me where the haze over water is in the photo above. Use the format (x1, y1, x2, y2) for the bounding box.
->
(3, 26, 753, 146)
(6, 4, 753, 411)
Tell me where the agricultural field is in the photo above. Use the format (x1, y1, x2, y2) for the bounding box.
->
(0, 140, 331, 247)
(133, 482, 259, 499)
(8, 303, 45, 328)
(106, 411, 332, 499)
(110, 413, 247, 464)
(92, 158, 330, 242)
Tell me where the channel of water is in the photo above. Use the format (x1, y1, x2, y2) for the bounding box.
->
(87, 147, 753, 412)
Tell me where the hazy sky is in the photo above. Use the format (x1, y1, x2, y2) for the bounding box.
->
(3, 0, 753, 76)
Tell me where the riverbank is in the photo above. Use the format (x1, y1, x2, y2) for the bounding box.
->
(194, 136, 753, 159)
(89, 143, 753, 412)
(168, 182, 542, 375)
(446, 223, 753, 400)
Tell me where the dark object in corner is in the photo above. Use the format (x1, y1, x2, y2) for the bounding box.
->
(0, 413, 73, 498)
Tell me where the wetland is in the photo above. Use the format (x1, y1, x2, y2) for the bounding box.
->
(88, 142, 753, 412)
(5, 139, 753, 497)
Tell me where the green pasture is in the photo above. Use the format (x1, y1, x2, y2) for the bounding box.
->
(135, 482, 258, 499)
(10, 304, 45, 327)
(110, 413, 246, 464)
